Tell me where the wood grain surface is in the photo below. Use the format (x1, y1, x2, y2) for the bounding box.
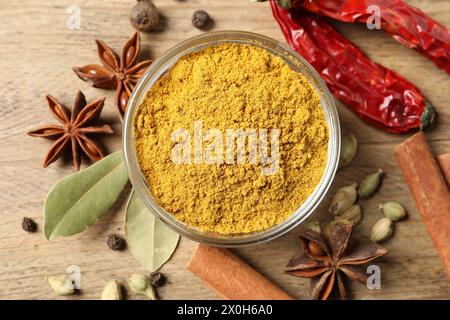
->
(0, 0, 449, 300)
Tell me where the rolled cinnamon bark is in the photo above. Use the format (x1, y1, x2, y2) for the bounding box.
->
(188, 244, 294, 300)
(437, 152, 450, 185)
(395, 133, 450, 279)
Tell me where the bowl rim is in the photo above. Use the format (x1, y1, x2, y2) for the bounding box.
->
(122, 30, 340, 247)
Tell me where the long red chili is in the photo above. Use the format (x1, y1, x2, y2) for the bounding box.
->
(299, 0, 450, 75)
(270, 0, 435, 133)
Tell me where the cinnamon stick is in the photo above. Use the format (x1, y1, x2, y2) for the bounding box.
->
(188, 244, 294, 300)
(437, 152, 450, 185)
(395, 133, 450, 279)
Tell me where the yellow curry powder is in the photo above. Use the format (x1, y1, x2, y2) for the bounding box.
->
(134, 43, 329, 234)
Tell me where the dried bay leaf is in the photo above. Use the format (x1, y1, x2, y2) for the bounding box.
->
(44, 151, 129, 240)
(125, 191, 180, 271)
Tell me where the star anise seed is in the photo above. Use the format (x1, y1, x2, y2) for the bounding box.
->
(286, 221, 388, 300)
(27, 91, 113, 170)
(73, 32, 153, 119)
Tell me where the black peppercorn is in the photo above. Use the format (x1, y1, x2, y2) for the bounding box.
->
(107, 234, 126, 251)
(192, 10, 210, 29)
(149, 271, 166, 287)
(22, 217, 37, 233)
(130, 0, 160, 32)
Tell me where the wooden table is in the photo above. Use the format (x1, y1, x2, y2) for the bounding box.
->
(0, 0, 449, 300)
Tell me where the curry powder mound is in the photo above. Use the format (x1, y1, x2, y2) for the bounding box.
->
(134, 43, 329, 234)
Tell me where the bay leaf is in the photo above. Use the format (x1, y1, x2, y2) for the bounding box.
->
(125, 190, 180, 271)
(44, 151, 129, 240)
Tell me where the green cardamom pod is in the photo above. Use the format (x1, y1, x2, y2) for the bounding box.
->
(128, 274, 157, 300)
(370, 218, 393, 242)
(329, 182, 358, 216)
(303, 220, 321, 234)
(358, 169, 384, 198)
(47, 275, 75, 296)
(380, 201, 406, 221)
(101, 280, 123, 300)
(339, 134, 358, 168)
(335, 204, 362, 225)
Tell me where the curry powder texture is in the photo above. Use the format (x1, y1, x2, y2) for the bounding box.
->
(134, 43, 329, 234)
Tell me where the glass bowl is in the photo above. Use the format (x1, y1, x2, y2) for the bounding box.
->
(123, 30, 340, 247)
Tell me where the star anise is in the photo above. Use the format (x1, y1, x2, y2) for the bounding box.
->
(286, 221, 388, 300)
(27, 91, 113, 170)
(73, 32, 152, 119)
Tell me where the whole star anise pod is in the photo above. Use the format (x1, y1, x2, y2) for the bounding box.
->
(286, 221, 388, 300)
(27, 91, 113, 170)
(73, 32, 152, 119)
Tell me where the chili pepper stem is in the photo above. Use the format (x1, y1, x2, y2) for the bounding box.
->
(420, 102, 436, 131)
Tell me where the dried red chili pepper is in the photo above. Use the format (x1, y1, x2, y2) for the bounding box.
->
(298, 0, 450, 75)
(262, 0, 450, 75)
(270, 0, 435, 133)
